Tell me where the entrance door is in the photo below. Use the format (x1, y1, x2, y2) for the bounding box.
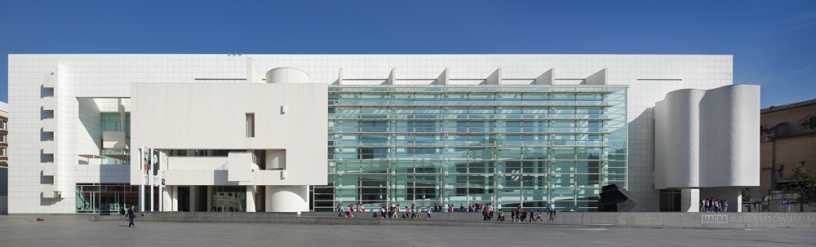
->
(659, 189, 681, 212)
(178, 187, 190, 212)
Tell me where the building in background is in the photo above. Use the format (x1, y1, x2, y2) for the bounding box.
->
(7, 54, 758, 214)
(0, 101, 7, 214)
(759, 98, 816, 211)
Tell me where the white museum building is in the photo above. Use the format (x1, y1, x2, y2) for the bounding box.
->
(6, 54, 759, 214)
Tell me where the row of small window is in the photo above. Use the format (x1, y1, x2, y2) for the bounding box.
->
(328, 93, 624, 105)
(328, 161, 626, 174)
(325, 188, 626, 203)
(328, 146, 626, 160)
(329, 107, 625, 119)
(329, 160, 627, 168)
(328, 120, 624, 129)
(329, 86, 624, 93)
(330, 133, 610, 142)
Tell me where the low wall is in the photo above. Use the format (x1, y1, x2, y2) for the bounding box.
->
(91, 211, 816, 229)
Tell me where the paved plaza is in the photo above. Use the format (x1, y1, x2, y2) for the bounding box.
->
(1, 215, 814, 247)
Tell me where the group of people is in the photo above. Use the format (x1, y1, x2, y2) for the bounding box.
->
(337, 202, 433, 219)
(700, 198, 729, 212)
(336, 202, 558, 222)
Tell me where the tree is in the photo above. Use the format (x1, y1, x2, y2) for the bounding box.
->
(781, 166, 816, 212)
(742, 187, 751, 202)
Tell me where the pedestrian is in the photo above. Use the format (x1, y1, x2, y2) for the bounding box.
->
(347, 204, 354, 217)
(497, 210, 505, 221)
(700, 199, 705, 212)
(404, 206, 410, 218)
(126, 205, 136, 228)
(708, 198, 714, 212)
(359, 204, 365, 213)
(411, 205, 418, 219)
(460, 204, 466, 212)
(547, 204, 557, 221)
(529, 210, 535, 222)
(119, 205, 125, 216)
(380, 204, 387, 218)
(723, 200, 728, 212)
(534, 210, 543, 222)
(426, 206, 432, 219)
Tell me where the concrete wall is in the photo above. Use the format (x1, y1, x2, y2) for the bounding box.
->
(130, 82, 328, 187)
(10, 54, 735, 213)
(654, 84, 760, 189)
(76, 98, 101, 158)
(90, 211, 816, 229)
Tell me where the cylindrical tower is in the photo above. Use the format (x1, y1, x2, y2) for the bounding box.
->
(265, 185, 309, 212)
(265, 67, 309, 84)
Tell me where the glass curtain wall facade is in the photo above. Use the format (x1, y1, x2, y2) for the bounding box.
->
(316, 86, 627, 212)
(100, 113, 130, 165)
(76, 184, 141, 213)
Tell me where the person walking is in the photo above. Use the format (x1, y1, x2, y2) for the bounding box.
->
(126, 205, 136, 228)
(547, 204, 556, 222)
(380, 204, 387, 218)
(723, 200, 728, 212)
(497, 210, 505, 221)
(426, 206, 432, 219)
(534, 210, 543, 222)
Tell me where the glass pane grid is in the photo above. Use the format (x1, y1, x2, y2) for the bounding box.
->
(325, 87, 627, 212)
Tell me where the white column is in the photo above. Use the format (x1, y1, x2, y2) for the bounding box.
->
(266, 185, 308, 212)
(139, 185, 144, 212)
(150, 185, 154, 212)
(246, 186, 256, 212)
(162, 186, 172, 211)
(681, 188, 700, 212)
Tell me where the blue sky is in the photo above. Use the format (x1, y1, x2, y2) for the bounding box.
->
(1, 1, 814, 107)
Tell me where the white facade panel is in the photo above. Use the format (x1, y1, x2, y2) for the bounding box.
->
(7, 54, 747, 213)
(130, 82, 328, 186)
(654, 84, 760, 189)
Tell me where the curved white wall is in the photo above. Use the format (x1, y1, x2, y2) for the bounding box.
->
(265, 67, 309, 84)
(265, 185, 308, 212)
(655, 84, 760, 189)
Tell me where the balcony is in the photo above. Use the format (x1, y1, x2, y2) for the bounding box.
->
(102, 131, 129, 150)
(44, 74, 56, 88)
(42, 118, 54, 132)
(42, 184, 61, 198)
(42, 96, 55, 111)
(228, 152, 258, 182)
(42, 140, 54, 154)
(43, 163, 54, 176)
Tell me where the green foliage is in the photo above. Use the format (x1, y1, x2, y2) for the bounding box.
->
(803, 117, 816, 130)
(742, 187, 751, 202)
(781, 166, 816, 211)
